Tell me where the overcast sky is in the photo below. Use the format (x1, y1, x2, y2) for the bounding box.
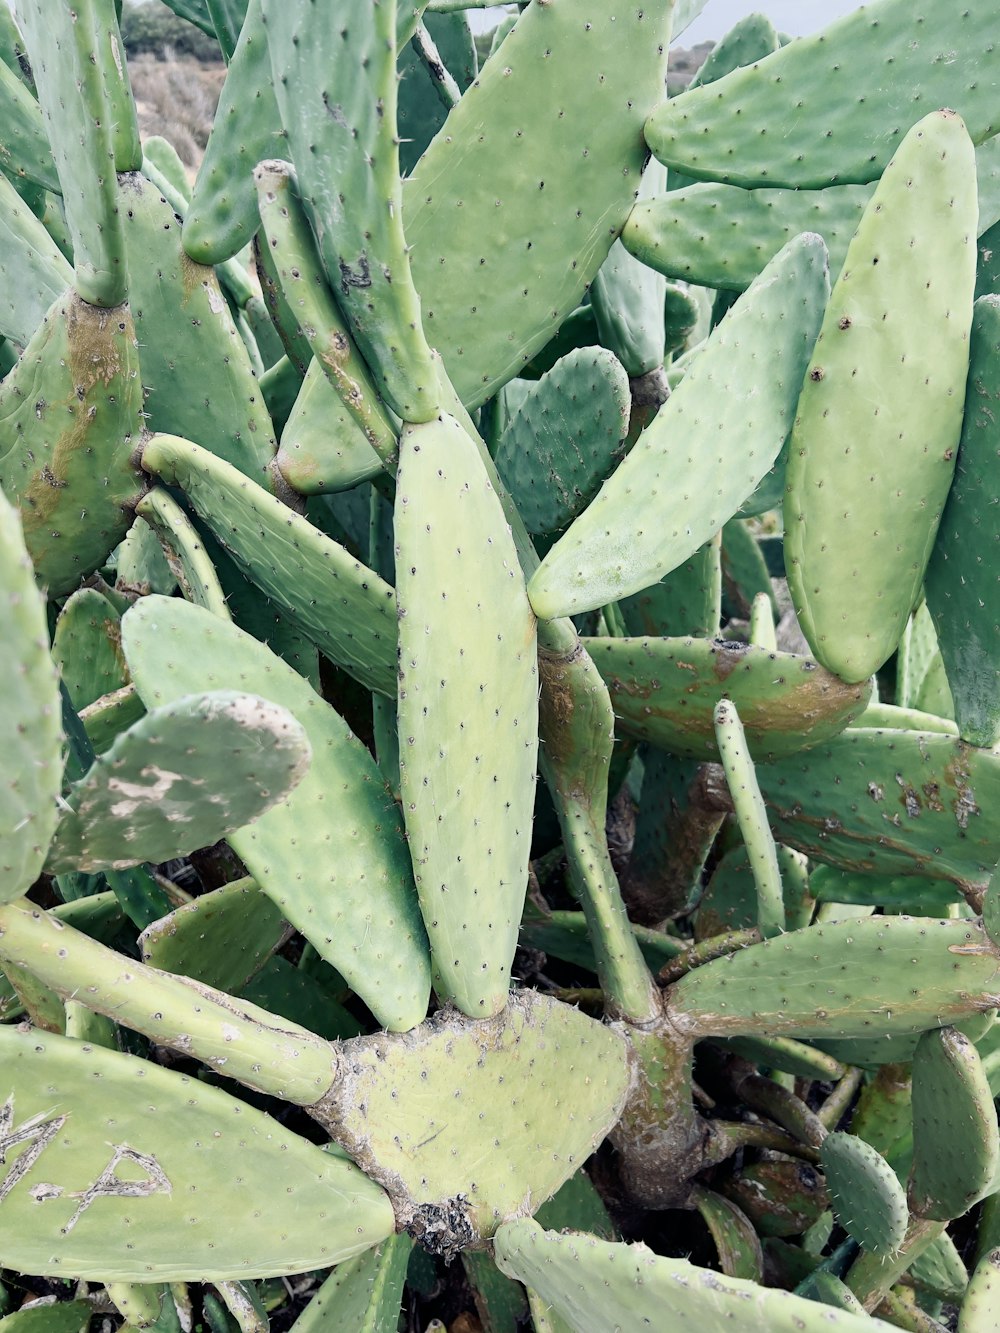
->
(473, 3, 864, 43)
(682, 1, 862, 43)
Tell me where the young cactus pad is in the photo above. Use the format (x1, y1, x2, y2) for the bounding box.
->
(527, 232, 829, 619)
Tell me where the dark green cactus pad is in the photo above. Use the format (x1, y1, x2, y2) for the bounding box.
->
(585, 636, 871, 761)
(925, 295, 1000, 748)
(80, 684, 147, 758)
(493, 348, 630, 538)
(141, 434, 397, 697)
(183, 0, 277, 264)
(121, 595, 431, 1033)
(0, 1022, 393, 1281)
(142, 137, 192, 203)
(262, 0, 438, 424)
(238, 954, 361, 1043)
(397, 12, 476, 178)
(721, 518, 777, 614)
(133, 488, 229, 620)
(206, 0, 248, 59)
(15, 0, 127, 306)
(618, 537, 721, 639)
(809, 865, 960, 916)
(159, 0, 216, 38)
(689, 12, 779, 91)
(784, 112, 977, 684)
(139, 876, 287, 995)
(909, 1026, 1000, 1222)
(694, 844, 811, 943)
(277, 360, 383, 496)
(403, 0, 672, 409)
(528, 233, 829, 619)
(0, 485, 61, 905)
(395, 413, 538, 1017)
(0, 292, 144, 597)
(690, 1185, 763, 1283)
(45, 691, 311, 874)
(754, 728, 1000, 893)
(589, 159, 668, 377)
(0, 56, 58, 194)
(285, 1235, 411, 1333)
(254, 160, 398, 473)
(898, 603, 955, 720)
(0, 1302, 92, 1333)
(721, 1159, 828, 1240)
(119, 172, 276, 483)
(962, 1248, 1000, 1332)
(52, 588, 128, 713)
(647, 0, 1000, 190)
(321, 993, 630, 1249)
(908, 1230, 969, 1301)
(820, 1132, 908, 1257)
(114, 519, 177, 599)
(494, 1220, 885, 1332)
(0, 169, 72, 348)
(667, 916, 1000, 1041)
(624, 136, 1000, 297)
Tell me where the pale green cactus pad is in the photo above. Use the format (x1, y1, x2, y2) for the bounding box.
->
(0, 484, 61, 905)
(318, 993, 631, 1253)
(493, 1219, 892, 1332)
(141, 434, 397, 697)
(45, 691, 312, 874)
(646, 0, 1000, 189)
(0, 1023, 394, 1281)
(262, 0, 439, 424)
(909, 1026, 1000, 1222)
(395, 412, 538, 1018)
(962, 1248, 1000, 1332)
(784, 111, 978, 683)
(121, 594, 431, 1033)
(14, 0, 126, 306)
(138, 876, 287, 995)
(527, 233, 828, 619)
(667, 916, 1000, 1041)
(403, 0, 673, 409)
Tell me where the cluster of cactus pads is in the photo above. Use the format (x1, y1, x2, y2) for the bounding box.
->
(4, 0, 1000, 1327)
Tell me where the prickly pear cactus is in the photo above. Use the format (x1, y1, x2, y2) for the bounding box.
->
(2, 0, 1000, 1327)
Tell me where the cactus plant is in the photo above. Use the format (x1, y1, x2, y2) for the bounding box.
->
(3, 0, 1000, 1327)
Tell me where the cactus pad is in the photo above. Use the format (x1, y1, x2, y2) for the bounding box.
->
(320, 993, 630, 1252)
(820, 1131, 908, 1257)
(395, 412, 538, 1017)
(45, 691, 311, 874)
(586, 635, 871, 761)
(0, 1022, 392, 1281)
(527, 233, 828, 619)
(121, 595, 431, 1033)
